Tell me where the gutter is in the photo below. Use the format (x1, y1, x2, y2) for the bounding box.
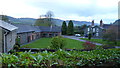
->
(3, 31, 9, 53)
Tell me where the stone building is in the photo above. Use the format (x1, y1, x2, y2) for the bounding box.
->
(0, 20, 18, 53)
(13, 24, 61, 45)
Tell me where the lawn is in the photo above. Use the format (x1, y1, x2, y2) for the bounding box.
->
(21, 38, 84, 49)
(80, 38, 105, 44)
(80, 38, 120, 46)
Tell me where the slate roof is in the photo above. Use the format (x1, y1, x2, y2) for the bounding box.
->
(39, 26, 61, 32)
(13, 24, 41, 33)
(13, 24, 61, 33)
(0, 20, 18, 31)
(32, 26, 41, 32)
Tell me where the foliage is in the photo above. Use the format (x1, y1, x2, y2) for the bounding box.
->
(103, 25, 118, 45)
(0, 15, 9, 22)
(82, 41, 96, 50)
(34, 11, 54, 26)
(88, 33, 92, 40)
(34, 18, 52, 26)
(15, 37, 20, 46)
(74, 24, 87, 34)
(13, 45, 20, 51)
(8, 45, 20, 54)
(1, 49, 120, 67)
(67, 20, 74, 35)
(50, 36, 66, 49)
(61, 21, 67, 35)
(80, 38, 120, 46)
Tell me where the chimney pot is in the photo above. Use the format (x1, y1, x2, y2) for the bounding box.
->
(92, 20, 94, 26)
(100, 20, 103, 27)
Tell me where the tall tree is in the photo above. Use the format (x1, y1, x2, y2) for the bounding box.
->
(61, 21, 67, 35)
(67, 20, 74, 35)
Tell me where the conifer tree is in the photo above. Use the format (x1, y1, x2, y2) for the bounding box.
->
(67, 20, 74, 35)
(61, 21, 67, 35)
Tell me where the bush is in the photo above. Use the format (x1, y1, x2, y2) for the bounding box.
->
(13, 45, 20, 51)
(50, 36, 66, 49)
(15, 37, 20, 46)
(8, 45, 20, 54)
(88, 33, 92, 40)
(82, 41, 96, 50)
(1, 49, 120, 67)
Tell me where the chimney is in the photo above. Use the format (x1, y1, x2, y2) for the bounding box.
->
(91, 20, 94, 26)
(100, 19, 103, 27)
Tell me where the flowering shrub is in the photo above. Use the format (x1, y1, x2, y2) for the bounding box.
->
(82, 41, 96, 50)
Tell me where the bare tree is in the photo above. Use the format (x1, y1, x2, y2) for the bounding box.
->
(45, 11, 54, 19)
(45, 11, 54, 26)
(35, 11, 54, 26)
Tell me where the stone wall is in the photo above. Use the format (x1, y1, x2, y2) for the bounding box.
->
(6, 30, 17, 52)
(0, 27, 3, 53)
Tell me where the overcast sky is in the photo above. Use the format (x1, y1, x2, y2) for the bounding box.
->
(0, 0, 119, 24)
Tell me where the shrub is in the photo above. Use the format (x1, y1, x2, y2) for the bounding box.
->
(8, 45, 20, 54)
(1, 49, 120, 67)
(15, 37, 20, 47)
(88, 33, 92, 40)
(50, 36, 66, 49)
(82, 41, 96, 50)
(8, 49, 16, 54)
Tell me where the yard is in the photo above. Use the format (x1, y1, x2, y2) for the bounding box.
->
(21, 38, 84, 49)
(80, 38, 120, 46)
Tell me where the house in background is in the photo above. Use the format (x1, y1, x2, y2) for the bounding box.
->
(0, 20, 18, 53)
(84, 20, 112, 38)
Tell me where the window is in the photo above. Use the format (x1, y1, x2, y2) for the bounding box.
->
(42, 33, 47, 37)
(93, 28, 95, 32)
(55, 34, 58, 36)
(96, 33, 99, 36)
(88, 28, 90, 31)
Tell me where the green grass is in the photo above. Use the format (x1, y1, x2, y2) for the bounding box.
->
(21, 38, 84, 49)
(21, 38, 51, 48)
(80, 38, 105, 44)
(80, 38, 120, 46)
(64, 38, 83, 49)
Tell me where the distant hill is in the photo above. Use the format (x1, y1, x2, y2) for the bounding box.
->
(7, 16, 36, 25)
(4, 15, 98, 26)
